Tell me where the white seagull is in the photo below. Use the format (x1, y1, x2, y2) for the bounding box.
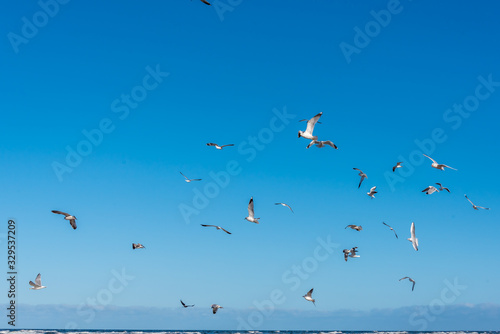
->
(206, 143, 234, 150)
(211, 304, 223, 314)
(423, 154, 457, 171)
(345, 225, 362, 231)
(407, 222, 418, 251)
(353, 168, 367, 188)
(180, 172, 202, 182)
(382, 222, 398, 239)
(245, 197, 260, 224)
(29, 273, 46, 290)
(367, 186, 377, 198)
(435, 183, 450, 193)
(422, 186, 439, 195)
(399, 277, 416, 291)
(298, 112, 322, 140)
(302, 288, 315, 305)
(392, 162, 403, 172)
(201, 224, 231, 234)
(51, 210, 77, 230)
(275, 202, 294, 213)
(132, 243, 145, 249)
(306, 140, 338, 149)
(464, 194, 490, 210)
(180, 300, 194, 308)
(343, 247, 360, 261)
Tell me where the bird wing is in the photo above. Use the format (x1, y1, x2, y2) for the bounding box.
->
(476, 206, 490, 210)
(443, 187, 450, 193)
(410, 222, 416, 237)
(345, 225, 353, 229)
(220, 227, 232, 234)
(399, 277, 409, 281)
(69, 219, 77, 229)
(200, 0, 211, 5)
(307, 288, 313, 296)
(322, 140, 337, 149)
(180, 300, 187, 307)
(206, 143, 217, 147)
(247, 197, 254, 218)
(201, 224, 216, 228)
(423, 154, 437, 164)
(180, 172, 189, 180)
(305, 112, 322, 135)
(283, 203, 294, 213)
(422, 187, 430, 193)
(370, 186, 377, 192)
(220, 144, 234, 148)
(464, 195, 474, 205)
(392, 165, 397, 172)
(191, 179, 202, 181)
(443, 164, 457, 170)
(393, 230, 399, 239)
(35, 274, 42, 286)
(52, 210, 70, 217)
(412, 280, 415, 291)
(29, 280, 37, 287)
(306, 140, 316, 149)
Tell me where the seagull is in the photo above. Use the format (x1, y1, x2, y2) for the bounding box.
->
(302, 288, 315, 305)
(306, 140, 338, 149)
(464, 194, 490, 210)
(29, 273, 46, 290)
(275, 202, 294, 213)
(435, 183, 450, 193)
(392, 162, 403, 172)
(180, 300, 194, 308)
(201, 224, 231, 234)
(399, 277, 416, 291)
(343, 247, 359, 261)
(298, 112, 322, 140)
(382, 222, 398, 239)
(367, 186, 377, 198)
(180, 172, 202, 183)
(211, 304, 223, 314)
(51, 210, 77, 230)
(132, 243, 145, 249)
(245, 197, 260, 224)
(423, 154, 457, 171)
(206, 143, 234, 150)
(353, 168, 367, 188)
(422, 186, 439, 195)
(407, 222, 418, 251)
(345, 225, 362, 231)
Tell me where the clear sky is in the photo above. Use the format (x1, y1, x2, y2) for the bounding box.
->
(1, 0, 499, 330)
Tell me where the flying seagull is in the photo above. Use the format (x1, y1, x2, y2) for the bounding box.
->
(298, 112, 322, 140)
(407, 222, 418, 251)
(435, 183, 450, 193)
(464, 194, 490, 210)
(382, 222, 398, 239)
(367, 186, 377, 198)
(306, 140, 338, 149)
(51, 210, 77, 229)
(211, 304, 223, 314)
(275, 202, 294, 213)
(180, 172, 202, 182)
(201, 224, 231, 234)
(343, 247, 360, 261)
(422, 186, 439, 195)
(345, 225, 362, 231)
(392, 162, 403, 172)
(245, 197, 260, 224)
(399, 277, 416, 291)
(423, 154, 457, 171)
(302, 288, 315, 305)
(353, 168, 367, 188)
(132, 243, 145, 249)
(206, 143, 234, 150)
(29, 273, 46, 290)
(180, 300, 194, 308)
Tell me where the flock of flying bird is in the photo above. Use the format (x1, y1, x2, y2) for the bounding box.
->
(29, 111, 490, 313)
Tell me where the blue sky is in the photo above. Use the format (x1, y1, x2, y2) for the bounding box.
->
(1, 0, 499, 330)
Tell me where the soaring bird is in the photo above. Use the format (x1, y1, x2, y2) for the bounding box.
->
(180, 300, 194, 308)
(245, 197, 260, 223)
(422, 186, 439, 195)
(201, 224, 231, 234)
(345, 225, 362, 231)
(343, 247, 360, 261)
(206, 143, 234, 150)
(407, 222, 418, 251)
(132, 243, 145, 249)
(353, 168, 367, 188)
(464, 194, 490, 210)
(275, 202, 294, 213)
(298, 112, 322, 140)
(399, 277, 416, 291)
(392, 162, 403, 172)
(382, 222, 398, 239)
(435, 183, 450, 193)
(180, 172, 202, 182)
(306, 140, 338, 149)
(29, 273, 46, 290)
(51, 210, 77, 230)
(211, 304, 223, 314)
(423, 154, 457, 171)
(367, 186, 377, 198)
(302, 288, 315, 305)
